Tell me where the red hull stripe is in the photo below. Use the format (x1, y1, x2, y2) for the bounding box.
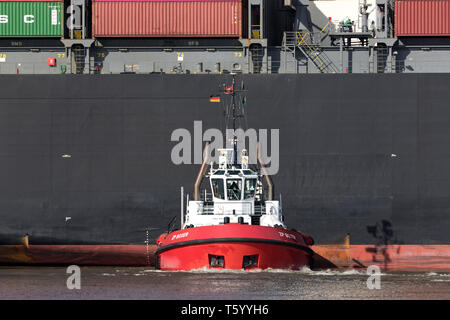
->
(0, 245, 156, 266)
(1, 244, 450, 271)
(155, 237, 314, 255)
(313, 244, 450, 271)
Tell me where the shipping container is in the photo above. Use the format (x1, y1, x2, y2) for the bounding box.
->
(92, 0, 242, 38)
(0, 0, 63, 37)
(395, 0, 450, 36)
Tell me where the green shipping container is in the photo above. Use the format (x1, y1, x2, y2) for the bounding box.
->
(0, 1, 63, 37)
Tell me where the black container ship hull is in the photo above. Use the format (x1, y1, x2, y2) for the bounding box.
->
(0, 74, 449, 270)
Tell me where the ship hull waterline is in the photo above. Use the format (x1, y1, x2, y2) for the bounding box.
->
(155, 224, 314, 271)
(1, 243, 450, 271)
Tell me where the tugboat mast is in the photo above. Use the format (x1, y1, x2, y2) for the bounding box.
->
(231, 76, 238, 165)
(225, 74, 243, 166)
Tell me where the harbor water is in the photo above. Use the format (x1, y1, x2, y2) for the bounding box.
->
(0, 266, 448, 300)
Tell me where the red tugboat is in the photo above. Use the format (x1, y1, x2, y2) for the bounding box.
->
(155, 77, 314, 271)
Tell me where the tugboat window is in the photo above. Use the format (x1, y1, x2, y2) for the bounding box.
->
(226, 179, 242, 200)
(243, 255, 259, 269)
(244, 179, 257, 199)
(211, 179, 225, 199)
(209, 254, 225, 268)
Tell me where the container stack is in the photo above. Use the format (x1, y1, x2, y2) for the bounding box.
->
(92, 0, 243, 38)
(0, 0, 63, 37)
(395, 0, 450, 36)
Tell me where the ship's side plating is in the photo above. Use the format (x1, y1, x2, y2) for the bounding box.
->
(0, 73, 449, 247)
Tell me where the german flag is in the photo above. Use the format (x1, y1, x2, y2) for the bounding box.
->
(209, 96, 221, 103)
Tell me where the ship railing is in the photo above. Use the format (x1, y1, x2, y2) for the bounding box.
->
(200, 202, 266, 216)
(8, 57, 443, 75)
(1, 62, 64, 75)
(254, 203, 266, 215)
(282, 32, 298, 52)
(200, 190, 213, 202)
(283, 31, 327, 49)
(202, 204, 215, 215)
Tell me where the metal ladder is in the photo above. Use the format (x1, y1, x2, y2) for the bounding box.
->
(281, 32, 300, 73)
(71, 45, 86, 74)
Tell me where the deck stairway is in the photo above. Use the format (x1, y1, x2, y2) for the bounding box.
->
(283, 31, 339, 73)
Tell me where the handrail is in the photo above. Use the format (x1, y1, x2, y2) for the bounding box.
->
(320, 21, 331, 34)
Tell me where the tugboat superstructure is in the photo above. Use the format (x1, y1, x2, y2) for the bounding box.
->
(184, 149, 285, 229)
